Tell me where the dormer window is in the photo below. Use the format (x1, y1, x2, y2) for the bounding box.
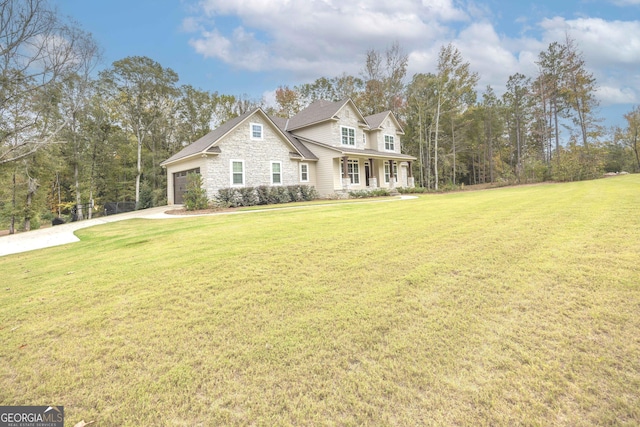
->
(250, 123, 263, 140)
(341, 126, 355, 146)
(384, 134, 395, 151)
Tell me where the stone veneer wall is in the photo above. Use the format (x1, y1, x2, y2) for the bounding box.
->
(202, 115, 301, 200)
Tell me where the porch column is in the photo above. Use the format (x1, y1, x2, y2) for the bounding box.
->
(369, 158, 377, 188)
(389, 160, 396, 188)
(407, 161, 415, 188)
(341, 156, 351, 190)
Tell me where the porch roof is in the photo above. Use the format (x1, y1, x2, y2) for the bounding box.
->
(296, 137, 416, 161)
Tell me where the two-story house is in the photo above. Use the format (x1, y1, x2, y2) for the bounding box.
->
(161, 98, 416, 204)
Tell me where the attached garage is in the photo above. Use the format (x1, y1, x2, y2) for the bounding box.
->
(173, 167, 200, 204)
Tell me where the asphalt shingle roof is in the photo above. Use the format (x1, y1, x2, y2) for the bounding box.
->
(286, 99, 349, 130)
(161, 109, 255, 165)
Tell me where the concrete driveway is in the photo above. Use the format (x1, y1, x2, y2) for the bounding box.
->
(0, 206, 178, 257)
(0, 196, 418, 257)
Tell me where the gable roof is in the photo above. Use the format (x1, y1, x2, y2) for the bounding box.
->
(161, 109, 254, 165)
(287, 98, 404, 135)
(364, 111, 389, 129)
(365, 111, 405, 135)
(161, 108, 316, 166)
(286, 99, 351, 131)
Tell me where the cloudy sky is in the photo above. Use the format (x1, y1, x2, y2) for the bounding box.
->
(54, 0, 640, 127)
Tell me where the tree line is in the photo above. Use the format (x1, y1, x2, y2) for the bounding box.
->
(1, 0, 639, 233)
(275, 40, 639, 190)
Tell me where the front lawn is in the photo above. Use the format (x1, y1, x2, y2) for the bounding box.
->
(1, 176, 639, 425)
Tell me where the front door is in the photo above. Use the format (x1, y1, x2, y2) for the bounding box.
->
(365, 162, 370, 187)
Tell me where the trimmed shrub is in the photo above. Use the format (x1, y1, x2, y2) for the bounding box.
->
(239, 187, 258, 206)
(215, 188, 241, 208)
(269, 186, 291, 204)
(299, 185, 319, 201)
(256, 186, 270, 205)
(216, 185, 319, 207)
(348, 188, 391, 198)
(397, 187, 428, 194)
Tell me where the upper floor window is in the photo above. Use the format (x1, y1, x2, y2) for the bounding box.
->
(250, 123, 263, 140)
(271, 161, 282, 185)
(300, 163, 309, 182)
(341, 126, 355, 146)
(385, 134, 395, 151)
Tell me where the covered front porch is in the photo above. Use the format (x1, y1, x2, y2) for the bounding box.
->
(336, 155, 416, 193)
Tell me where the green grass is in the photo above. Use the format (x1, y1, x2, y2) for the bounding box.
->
(1, 176, 639, 426)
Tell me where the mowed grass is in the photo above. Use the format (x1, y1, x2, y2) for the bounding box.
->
(1, 176, 639, 426)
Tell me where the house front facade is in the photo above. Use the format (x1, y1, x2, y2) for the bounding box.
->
(161, 99, 416, 204)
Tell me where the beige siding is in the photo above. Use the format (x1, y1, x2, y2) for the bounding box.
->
(371, 117, 403, 154)
(298, 161, 317, 188)
(303, 144, 341, 196)
(292, 122, 334, 145)
(294, 104, 370, 150)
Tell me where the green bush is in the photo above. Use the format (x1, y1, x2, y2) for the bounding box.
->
(256, 186, 270, 205)
(299, 185, 319, 201)
(183, 173, 209, 211)
(269, 186, 291, 204)
(398, 187, 428, 194)
(287, 185, 304, 202)
(239, 187, 258, 206)
(139, 182, 154, 209)
(348, 188, 391, 198)
(215, 188, 243, 208)
(216, 185, 318, 207)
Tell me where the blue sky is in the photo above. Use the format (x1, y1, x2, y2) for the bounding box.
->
(53, 0, 640, 128)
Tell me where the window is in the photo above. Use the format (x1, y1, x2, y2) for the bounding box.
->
(300, 163, 309, 182)
(341, 126, 355, 146)
(341, 159, 360, 184)
(384, 161, 397, 183)
(250, 123, 263, 140)
(385, 134, 395, 151)
(230, 160, 244, 186)
(271, 161, 282, 185)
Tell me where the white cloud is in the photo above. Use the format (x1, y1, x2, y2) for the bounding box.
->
(596, 85, 638, 105)
(184, 0, 640, 113)
(537, 17, 640, 106)
(186, 0, 466, 78)
(609, 0, 640, 5)
(539, 17, 640, 67)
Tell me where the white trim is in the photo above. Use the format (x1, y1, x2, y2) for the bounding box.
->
(384, 161, 397, 183)
(299, 163, 309, 183)
(384, 134, 395, 151)
(341, 126, 356, 146)
(230, 159, 245, 186)
(341, 158, 360, 184)
(270, 161, 282, 185)
(250, 122, 263, 140)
